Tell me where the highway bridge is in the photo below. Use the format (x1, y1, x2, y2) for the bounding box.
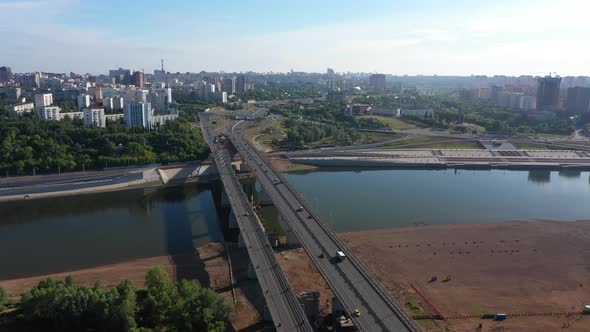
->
(226, 123, 420, 332)
(201, 124, 313, 332)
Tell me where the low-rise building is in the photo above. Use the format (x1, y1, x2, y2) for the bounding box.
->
(150, 114, 178, 128)
(36, 106, 61, 121)
(5, 102, 34, 115)
(60, 112, 84, 120)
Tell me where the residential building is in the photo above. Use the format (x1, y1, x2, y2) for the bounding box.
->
(41, 77, 62, 90)
(90, 86, 103, 101)
(113, 96, 124, 110)
(567, 87, 590, 114)
(222, 77, 236, 94)
(327, 68, 335, 76)
(369, 74, 386, 89)
(0, 87, 21, 100)
(103, 96, 114, 110)
(83, 107, 106, 127)
(520, 95, 537, 111)
(77, 94, 91, 109)
(36, 106, 61, 121)
(105, 114, 124, 122)
(5, 102, 34, 115)
(201, 82, 215, 101)
(60, 112, 83, 120)
(150, 114, 179, 127)
(34, 93, 53, 108)
(15, 73, 40, 88)
(536, 76, 561, 110)
(236, 75, 246, 94)
(124, 102, 153, 128)
(0, 66, 11, 82)
(133, 71, 145, 88)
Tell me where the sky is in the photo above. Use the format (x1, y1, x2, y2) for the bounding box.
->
(1, 0, 589, 76)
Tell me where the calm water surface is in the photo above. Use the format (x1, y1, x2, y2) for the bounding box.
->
(2, 169, 590, 279)
(0, 185, 222, 280)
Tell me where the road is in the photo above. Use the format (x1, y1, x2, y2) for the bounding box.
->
(201, 123, 313, 332)
(229, 124, 421, 332)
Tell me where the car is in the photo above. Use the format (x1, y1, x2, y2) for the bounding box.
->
(296, 206, 304, 212)
(353, 309, 361, 317)
(318, 253, 325, 258)
(307, 215, 313, 219)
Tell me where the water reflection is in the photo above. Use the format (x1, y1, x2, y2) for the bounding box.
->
(0, 185, 222, 280)
(558, 170, 582, 179)
(528, 170, 551, 184)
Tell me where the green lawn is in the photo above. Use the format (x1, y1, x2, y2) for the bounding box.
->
(381, 136, 482, 149)
(365, 116, 416, 130)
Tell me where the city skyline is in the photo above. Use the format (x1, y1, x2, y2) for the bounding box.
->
(1, 0, 589, 76)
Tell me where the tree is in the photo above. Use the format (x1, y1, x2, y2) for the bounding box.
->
(172, 279, 234, 332)
(141, 266, 178, 327)
(0, 287, 11, 311)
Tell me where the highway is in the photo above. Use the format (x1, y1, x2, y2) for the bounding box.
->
(229, 126, 421, 332)
(201, 124, 313, 332)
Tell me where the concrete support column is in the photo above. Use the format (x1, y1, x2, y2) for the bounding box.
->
(242, 181, 255, 204)
(229, 210, 239, 229)
(221, 190, 230, 208)
(237, 232, 246, 248)
(279, 215, 300, 247)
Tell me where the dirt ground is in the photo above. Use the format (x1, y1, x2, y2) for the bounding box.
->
(339, 220, 590, 332)
(276, 247, 334, 317)
(270, 157, 317, 173)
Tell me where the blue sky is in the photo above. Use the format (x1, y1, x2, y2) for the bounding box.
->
(1, 0, 589, 75)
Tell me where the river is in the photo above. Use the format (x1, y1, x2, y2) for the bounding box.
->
(1, 169, 590, 279)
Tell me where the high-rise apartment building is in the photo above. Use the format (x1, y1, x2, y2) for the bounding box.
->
(236, 75, 246, 94)
(567, 87, 590, 114)
(124, 102, 153, 128)
(133, 71, 145, 88)
(34, 93, 53, 108)
(89, 86, 103, 101)
(536, 76, 561, 110)
(0, 66, 12, 82)
(83, 107, 106, 127)
(222, 77, 236, 94)
(77, 94, 91, 109)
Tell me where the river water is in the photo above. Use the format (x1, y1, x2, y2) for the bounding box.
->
(1, 169, 590, 279)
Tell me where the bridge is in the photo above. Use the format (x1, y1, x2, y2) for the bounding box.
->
(201, 123, 314, 332)
(227, 123, 421, 332)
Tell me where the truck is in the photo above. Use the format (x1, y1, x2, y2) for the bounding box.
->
(335, 251, 346, 262)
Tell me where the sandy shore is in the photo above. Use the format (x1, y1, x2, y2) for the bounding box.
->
(340, 220, 590, 331)
(4, 220, 590, 331)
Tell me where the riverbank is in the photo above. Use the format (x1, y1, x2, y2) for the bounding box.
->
(2, 220, 589, 331)
(0, 163, 218, 203)
(340, 220, 590, 331)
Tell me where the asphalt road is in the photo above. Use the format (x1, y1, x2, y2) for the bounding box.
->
(201, 124, 313, 332)
(230, 128, 421, 332)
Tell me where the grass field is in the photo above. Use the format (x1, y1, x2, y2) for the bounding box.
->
(365, 116, 416, 130)
(512, 141, 551, 150)
(381, 136, 482, 149)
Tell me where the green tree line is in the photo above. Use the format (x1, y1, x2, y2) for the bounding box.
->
(0, 115, 209, 175)
(0, 266, 234, 332)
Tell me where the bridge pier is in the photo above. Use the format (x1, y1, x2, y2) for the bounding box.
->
(280, 215, 301, 247)
(242, 180, 255, 204)
(221, 190, 230, 208)
(229, 210, 239, 229)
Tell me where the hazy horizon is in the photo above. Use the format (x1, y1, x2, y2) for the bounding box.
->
(1, 0, 589, 76)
